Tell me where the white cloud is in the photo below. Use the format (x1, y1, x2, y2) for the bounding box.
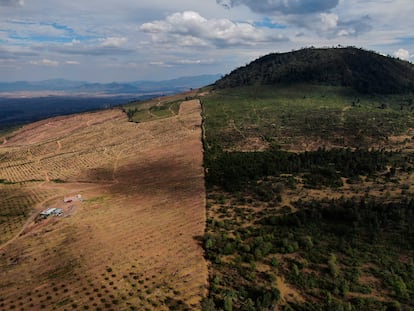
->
(394, 48, 410, 61)
(30, 59, 59, 66)
(150, 58, 215, 67)
(173, 59, 215, 65)
(280, 11, 371, 39)
(65, 60, 80, 65)
(64, 39, 80, 46)
(320, 13, 338, 31)
(150, 61, 165, 66)
(149, 61, 175, 68)
(100, 37, 128, 48)
(140, 11, 287, 48)
(338, 29, 354, 37)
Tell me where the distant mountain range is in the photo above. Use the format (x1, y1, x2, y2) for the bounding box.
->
(0, 74, 221, 95)
(0, 74, 222, 131)
(214, 47, 414, 94)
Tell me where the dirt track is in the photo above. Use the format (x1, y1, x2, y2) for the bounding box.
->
(0, 99, 207, 310)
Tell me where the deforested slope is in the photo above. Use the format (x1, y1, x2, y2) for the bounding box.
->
(0, 95, 207, 310)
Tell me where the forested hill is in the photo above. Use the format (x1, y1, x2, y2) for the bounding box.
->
(214, 47, 414, 94)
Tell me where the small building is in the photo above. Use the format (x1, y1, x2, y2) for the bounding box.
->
(53, 208, 63, 216)
(40, 208, 63, 218)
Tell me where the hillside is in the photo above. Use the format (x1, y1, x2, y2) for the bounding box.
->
(201, 50, 414, 310)
(0, 92, 208, 310)
(214, 47, 414, 94)
(201, 84, 414, 310)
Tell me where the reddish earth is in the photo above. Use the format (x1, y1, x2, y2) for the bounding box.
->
(0, 99, 207, 310)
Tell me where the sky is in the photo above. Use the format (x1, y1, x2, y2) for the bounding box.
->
(0, 0, 413, 82)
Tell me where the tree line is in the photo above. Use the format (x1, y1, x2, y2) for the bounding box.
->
(205, 147, 394, 191)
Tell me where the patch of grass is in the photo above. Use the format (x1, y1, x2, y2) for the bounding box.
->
(123, 91, 196, 122)
(0, 125, 20, 140)
(86, 196, 105, 203)
(127, 100, 182, 122)
(51, 178, 66, 183)
(0, 179, 13, 184)
(202, 85, 413, 150)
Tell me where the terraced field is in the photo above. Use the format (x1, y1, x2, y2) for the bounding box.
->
(0, 96, 207, 310)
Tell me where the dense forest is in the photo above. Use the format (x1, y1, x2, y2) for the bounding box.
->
(205, 147, 395, 191)
(203, 145, 414, 311)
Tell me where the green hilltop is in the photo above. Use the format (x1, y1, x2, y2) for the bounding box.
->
(214, 47, 414, 94)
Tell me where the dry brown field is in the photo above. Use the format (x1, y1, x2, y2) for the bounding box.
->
(0, 99, 207, 310)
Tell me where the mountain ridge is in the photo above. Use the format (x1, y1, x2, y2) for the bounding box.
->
(214, 47, 414, 94)
(0, 74, 221, 94)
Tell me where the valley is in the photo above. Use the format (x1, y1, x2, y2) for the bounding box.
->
(1, 47, 414, 311)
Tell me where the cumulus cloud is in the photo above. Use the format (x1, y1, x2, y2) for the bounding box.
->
(286, 12, 371, 38)
(320, 13, 338, 31)
(394, 48, 410, 60)
(217, 0, 339, 15)
(216, 0, 371, 40)
(30, 59, 59, 66)
(140, 11, 287, 48)
(0, 0, 24, 7)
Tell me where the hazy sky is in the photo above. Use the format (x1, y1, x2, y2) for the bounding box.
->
(1, 0, 413, 82)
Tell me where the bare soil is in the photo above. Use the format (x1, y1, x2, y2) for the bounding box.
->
(0, 100, 207, 310)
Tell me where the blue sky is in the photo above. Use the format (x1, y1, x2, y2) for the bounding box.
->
(0, 0, 413, 82)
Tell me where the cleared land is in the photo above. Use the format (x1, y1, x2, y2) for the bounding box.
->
(0, 98, 207, 310)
